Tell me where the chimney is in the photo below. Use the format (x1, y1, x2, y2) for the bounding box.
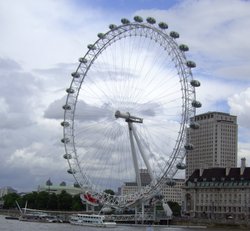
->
(225, 160, 232, 176)
(240, 157, 246, 175)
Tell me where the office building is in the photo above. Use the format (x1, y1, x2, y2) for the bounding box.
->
(186, 112, 237, 179)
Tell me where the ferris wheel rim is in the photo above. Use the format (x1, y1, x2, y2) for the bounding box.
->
(61, 16, 200, 207)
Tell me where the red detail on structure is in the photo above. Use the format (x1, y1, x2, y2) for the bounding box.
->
(80, 193, 99, 206)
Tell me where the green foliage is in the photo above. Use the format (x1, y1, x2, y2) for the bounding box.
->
(3, 193, 20, 209)
(104, 189, 115, 196)
(71, 194, 83, 211)
(57, 190, 72, 210)
(167, 201, 181, 217)
(36, 191, 50, 210)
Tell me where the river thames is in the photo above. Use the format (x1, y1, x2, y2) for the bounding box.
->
(0, 215, 243, 231)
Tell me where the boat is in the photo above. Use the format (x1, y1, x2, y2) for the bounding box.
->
(16, 201, 62, 223)
(19, 211, 63, 223)
(69, 213, 116, 228)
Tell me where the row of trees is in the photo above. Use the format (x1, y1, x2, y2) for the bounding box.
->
(2, 191, 84, 211)
(1, 191, 181, 216)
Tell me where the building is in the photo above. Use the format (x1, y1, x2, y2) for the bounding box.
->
(161, 179, 185, 205)
(186, 112, 238, 179)
(184, 158, 250, 220)
(0, 186, 17, 198)
(37, 185, 83, 195)
(120, 169, 185, 205)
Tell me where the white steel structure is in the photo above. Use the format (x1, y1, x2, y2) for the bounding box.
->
(61, 16, 201, 209)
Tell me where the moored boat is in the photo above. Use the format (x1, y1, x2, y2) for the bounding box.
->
(69, 213, 116, 228)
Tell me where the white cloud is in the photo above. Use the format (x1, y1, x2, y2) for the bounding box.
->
(0, 0, 250, 192)
(229, 88, 250, 128)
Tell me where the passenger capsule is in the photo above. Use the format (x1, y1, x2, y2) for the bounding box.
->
(121, 18, 130, 24)
(146, 17, 156, 24)
(176, 163, 186, 170)
(109, 24, 117, 30)
(186, 61, 196, 68)
(67, 168, 76, 174)
(66, 88, 75, 94)
(170, 31, 179, 39)
(166, 179, 176, 187)
(71, 72, 80, 78)
(63, 153, 72, 159)
(87, 44, 96, 50)
(189, 122, 200, 129)
(184, 143, 194, 150)
(158, 22, 168, 29)
(61, 121, 70, 127)
(179, 44, 189, 52)
(61, 138, 70, 144)
(79, 57, 88, 64)
(97, 33, 105, 39)
(192, 100, 202, 108)
(62, 104, 71, 110)
(134, 16, 143, 23)
(190, 80, 200, 87)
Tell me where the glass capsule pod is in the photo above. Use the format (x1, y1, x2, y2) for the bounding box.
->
(97, 33, 105, 39)
(186, 61, 196, 68)
(79, 57, 88, 64)
(134, 16, 143, 23)
(67, 168, 76, 174)
(62, 104, 71, 110)
(184, 143, 194, 150)
(71, 72, 80, 78)
(158, 22, 168, 29)
(146, 17, 156, 24)
(66, 88, 75, 94)
(189, 122, 200, 129)
(121, 18, 130, 24)
(179, 44, 189, 52)
(192, 100, 202, 108)
(61, 138, 70, 144)
(109, 24, 117, 30)
(176, 163, 186, 170)
(190, 80, 200, 87)
(166, 179, 176, 187)
(87, 44, 96, 50)
(170, 31, 179, 39)
(61, 121, 70, 127)
(63, 153, 72, 159)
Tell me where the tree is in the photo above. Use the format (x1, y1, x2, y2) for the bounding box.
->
(36, 191, 50, 210)
(47, 193, 58, 210)
(167, 201, 181, 217)
(22, 192, 38, 209)
(3, 193, 20, 209)
(57, 190, 72, 210)
(104, 189, 115, 196)
(72, 194, 83, 211)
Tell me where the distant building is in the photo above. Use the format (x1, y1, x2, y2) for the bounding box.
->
(120, 169, 184, 205)
(186, 112, 238, 179)
(184, 158, 250, 220)
(161, 179, 185, 205)
(0, 186, 17, 198)
(37, 185, 84, 195)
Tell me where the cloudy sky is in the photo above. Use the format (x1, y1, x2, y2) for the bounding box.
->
(0, 0, 250, 192)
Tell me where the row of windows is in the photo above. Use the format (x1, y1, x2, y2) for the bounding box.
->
(195, 206, 249, 213)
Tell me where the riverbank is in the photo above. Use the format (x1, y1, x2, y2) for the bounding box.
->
(171, 217, 250, 229)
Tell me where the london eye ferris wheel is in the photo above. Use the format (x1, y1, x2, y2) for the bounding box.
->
(61, 16, 201, 208)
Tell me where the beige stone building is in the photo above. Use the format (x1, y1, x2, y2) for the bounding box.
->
(184, 158, 250, 220)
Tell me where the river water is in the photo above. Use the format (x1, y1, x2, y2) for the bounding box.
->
(0, 215, 240, 231)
